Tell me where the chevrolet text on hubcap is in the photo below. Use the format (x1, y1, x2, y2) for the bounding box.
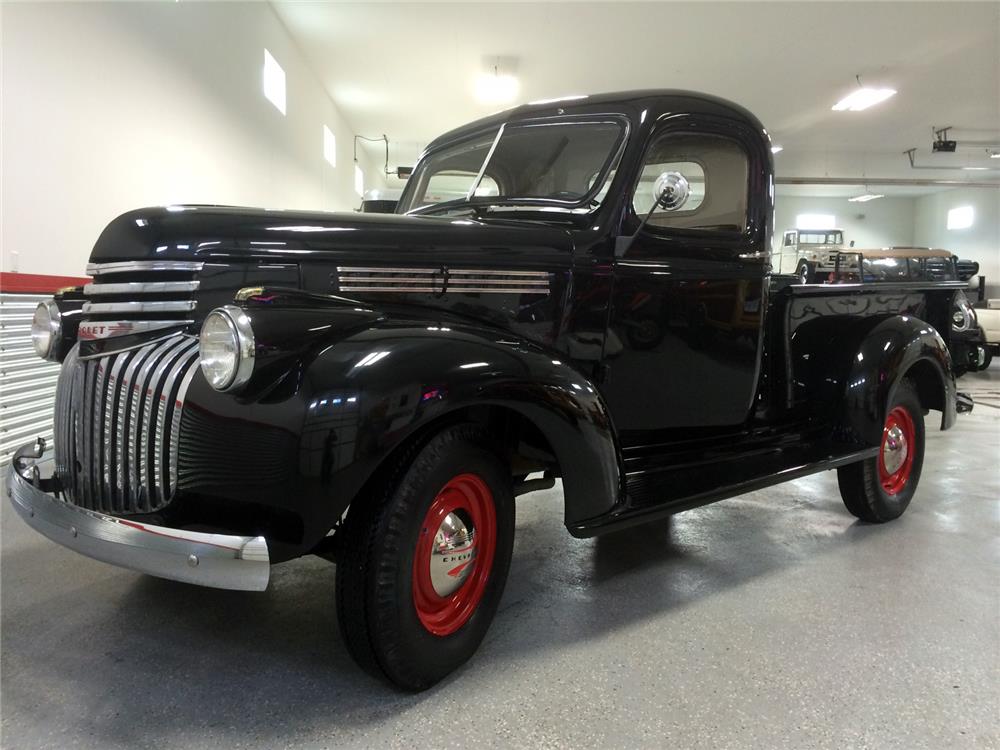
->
(412, 473, 496, 636)
(879, 406, 915, 495)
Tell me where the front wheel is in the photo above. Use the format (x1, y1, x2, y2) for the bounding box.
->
(837, 379, 925, 523)
(335, 423, 515, 690)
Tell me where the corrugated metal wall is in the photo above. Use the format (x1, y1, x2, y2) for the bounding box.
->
(0, 293, 59, 465)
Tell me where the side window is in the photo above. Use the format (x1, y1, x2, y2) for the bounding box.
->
(784, 232, 795, 247)
(632, 132, 749, 233)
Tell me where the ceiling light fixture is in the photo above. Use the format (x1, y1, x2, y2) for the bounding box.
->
(832, 87, 896, 112)
(848, 193, 885, 202)
(962, 166, 989, 171)
(475, 62, 519, 105)
(771, 145, 783, 154)
(990, 152, 1000, 159)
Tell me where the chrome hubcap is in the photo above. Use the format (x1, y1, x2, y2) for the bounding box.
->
(429, 511, 477, 597)
(882, 425, 908, 475)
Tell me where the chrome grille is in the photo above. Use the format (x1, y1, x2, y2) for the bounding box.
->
(80, 260, 202, 342)
(54, 337, 200, 514)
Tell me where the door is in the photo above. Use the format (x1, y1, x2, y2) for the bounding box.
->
(779, 230, 798, 274)
(600, 121, 768, 447)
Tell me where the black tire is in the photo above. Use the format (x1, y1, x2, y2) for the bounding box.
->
(837, 379, 925, 523)
(979, 347, 992, 371)
(796, 260, 815, 285)
(335, 423, 515, 690)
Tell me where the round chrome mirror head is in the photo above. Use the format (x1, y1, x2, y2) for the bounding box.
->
(653, 171, 691, 211)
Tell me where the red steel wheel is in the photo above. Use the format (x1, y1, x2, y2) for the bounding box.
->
(878, 405, 916, 496)
(412, 473, 497, 636)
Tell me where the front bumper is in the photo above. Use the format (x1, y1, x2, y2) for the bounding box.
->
(6, 439, 270, 591)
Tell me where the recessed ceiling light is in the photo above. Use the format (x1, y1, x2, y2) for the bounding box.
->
(848, 193, 885, 202)
(475, 72, 519, 104)
(832, 87, 896, 112)
(771, 145, 783, 154)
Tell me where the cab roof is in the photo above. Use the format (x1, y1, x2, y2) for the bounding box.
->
(421, 89, 769, 157)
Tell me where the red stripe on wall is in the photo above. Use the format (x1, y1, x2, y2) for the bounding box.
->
(0, 272, 91, 294)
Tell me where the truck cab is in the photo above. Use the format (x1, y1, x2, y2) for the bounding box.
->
(776, 227, 847, 282)
(9, 90, 970, 691)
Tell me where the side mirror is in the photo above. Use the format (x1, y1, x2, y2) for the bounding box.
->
(652, 171, 690, 212)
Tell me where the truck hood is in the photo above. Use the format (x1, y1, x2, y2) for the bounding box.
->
(90, 205, 575, 264)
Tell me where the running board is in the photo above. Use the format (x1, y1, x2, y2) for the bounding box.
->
(568, 447, 878, 538)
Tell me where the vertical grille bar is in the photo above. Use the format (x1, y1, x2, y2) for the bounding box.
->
(135, 338, 188, 512)
(118, 343, 157, 511)
(169, 363, 199, 492)
(143, 339, 193, 506)
(155, 343, 199, 506)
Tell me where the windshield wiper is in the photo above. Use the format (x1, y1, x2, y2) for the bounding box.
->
(406, 198, 492, 217)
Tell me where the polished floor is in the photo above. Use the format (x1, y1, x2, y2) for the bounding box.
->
(2, 368, 998, 749)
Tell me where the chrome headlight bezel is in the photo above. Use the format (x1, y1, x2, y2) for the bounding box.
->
(198, 305, 255, 392)
(31, 300, 62, 360)
(952, 292, 975, 333)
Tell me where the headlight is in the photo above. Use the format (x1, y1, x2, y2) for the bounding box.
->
(952, 293, 974, 332)
(198, 306, 255, 391)
(31, 300, 61, 360)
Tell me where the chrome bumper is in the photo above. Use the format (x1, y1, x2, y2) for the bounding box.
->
(6, 439, 270, 591)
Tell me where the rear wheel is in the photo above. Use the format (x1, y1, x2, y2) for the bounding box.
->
(837, 379, 924, 523)
(335, 423, 515, 690)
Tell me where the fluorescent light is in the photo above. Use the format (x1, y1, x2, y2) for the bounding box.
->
(354, 163, 364, 196)
(832, 87, 896, 112)
(962, 166, 988, 171)
(848, 193, 885, 202)
(771, 145, 783, 154)
(947, 206, 974, 230)
(323, 126, 336, 167)
(991, 152, 1000, 159)
(263, 49, 286, 115)
(796, 213, 836, 230)
(475, 72, 519, 104)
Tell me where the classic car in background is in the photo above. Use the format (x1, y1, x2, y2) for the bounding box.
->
(774, 227, 848, 283)
(975, 301, 999, 369)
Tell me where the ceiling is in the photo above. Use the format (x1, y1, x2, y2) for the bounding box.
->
(272, 1, 1000, 186)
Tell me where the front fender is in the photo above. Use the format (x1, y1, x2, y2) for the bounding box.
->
(178, 312, 623, 560)
(841, 315, 956, 447)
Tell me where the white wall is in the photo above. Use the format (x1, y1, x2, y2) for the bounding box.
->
(773, 195, 916, 253)
(913, 187, 1000, 298)
(1, 2, 384, 277)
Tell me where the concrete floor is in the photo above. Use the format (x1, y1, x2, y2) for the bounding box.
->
(2, 370, 998, 749)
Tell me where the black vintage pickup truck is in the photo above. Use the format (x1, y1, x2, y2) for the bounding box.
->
(10, 90, 972, 690)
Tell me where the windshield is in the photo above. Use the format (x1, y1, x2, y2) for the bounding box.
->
(798, 231, 843, 245)
(399, 119, 625, 214)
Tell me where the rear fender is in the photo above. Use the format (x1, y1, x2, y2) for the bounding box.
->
(841, 315, 956, 446)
